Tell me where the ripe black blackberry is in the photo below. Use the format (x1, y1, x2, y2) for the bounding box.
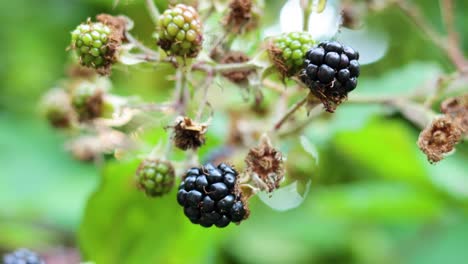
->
(2, 249, 45, 264)
(300, 41, 360, 112)
(177, 163, 248, 228)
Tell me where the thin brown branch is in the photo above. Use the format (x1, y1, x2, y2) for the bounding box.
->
(273, 95, 308, 131)
(439, 0, 468, 71)
(395, 0, 467, 71)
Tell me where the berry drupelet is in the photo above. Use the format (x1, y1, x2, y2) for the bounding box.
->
(177, 163, 248, 228)
(2, 249, 45, 264)
(301, 41, 360, 112)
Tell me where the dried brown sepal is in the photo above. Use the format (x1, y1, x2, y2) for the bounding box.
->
(224, 0, 258, 34)
(95, 14, 127, 75)
(441, 95, 468, 134)
(300, 74, 348, 112)
(267, 42, 289, 80)
(172, 116, 208, 150)
(418, 115, 463, 163)
(220, 51, 253, 84)
(245, 134, 285, 192)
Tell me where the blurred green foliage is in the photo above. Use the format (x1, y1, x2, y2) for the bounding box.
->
(0, 0, 467, 263)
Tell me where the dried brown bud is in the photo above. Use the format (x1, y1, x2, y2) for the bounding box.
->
(41, 89, 75, 129)
(71, 83, 104, 122)
(418, 115, 463, 163)
(441, 95, 468, 134)
(245, 134, 285, 192)
(173, 116, 208, 150)
(224, 0, 259, 33)
(220, 51, 253, 84)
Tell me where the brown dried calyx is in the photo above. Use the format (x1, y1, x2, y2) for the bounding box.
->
(224, 0, 258, 33)
(96, 14, 127, 75)
(245, 134, 285, 192)
(267, 43, 290, 80)
(172, 116, 208, 150)
(441, 94, 468, 134)
(418, 115, 463, 163)
(220, 51, 253, 84)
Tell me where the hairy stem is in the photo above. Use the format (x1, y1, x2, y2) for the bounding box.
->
(273, 95, 308, 131)
(126, 32, 160, 59)
(439, 0, 468, 71)
(145, 0, 160, 25)
(395, 0, 467, 71)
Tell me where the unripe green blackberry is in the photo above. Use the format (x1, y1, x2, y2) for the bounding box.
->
(136, 159, 175, 197)
(268, 32, 315, 77)
(157, 4, 203, 58)
(71, 21, 112, 69)
(71, 83, 103, 121)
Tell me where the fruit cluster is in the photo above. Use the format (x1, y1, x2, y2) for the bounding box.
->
(177, 163, 248, 228)
(157, 4, 203, 58)
(300, 41, 360, 111)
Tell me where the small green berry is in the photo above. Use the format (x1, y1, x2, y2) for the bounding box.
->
(268, 32, 316, 77)
(157, 4, 203, 58)
(71, 21, 112, 70)
(136, 159, 175, 197)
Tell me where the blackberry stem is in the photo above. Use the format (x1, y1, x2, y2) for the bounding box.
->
(145, 0, 160, 25)
(273, 94, 308, 131)
(126, 32, 160, 59)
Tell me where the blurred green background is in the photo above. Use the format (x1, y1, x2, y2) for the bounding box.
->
(0, 0, 467, 263)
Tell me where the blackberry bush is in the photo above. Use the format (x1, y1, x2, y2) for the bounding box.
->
(300, 41, 360, 112)
(177, 163, 248, 228)
(2, 249, 45, 264)
(157, 4, 203, 58)
(135, 159, 175, 197)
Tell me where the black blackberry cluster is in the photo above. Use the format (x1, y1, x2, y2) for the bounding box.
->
(177, 163, 248, 228)
(300, 41, 360, 111)
(3, 249, 45, 264)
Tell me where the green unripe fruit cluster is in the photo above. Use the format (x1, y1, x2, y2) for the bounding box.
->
(157, 4, 203, 58)
(136, 159, 175, 197)
(271, 32, 315, 76)
(71, 22, 111, 68)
